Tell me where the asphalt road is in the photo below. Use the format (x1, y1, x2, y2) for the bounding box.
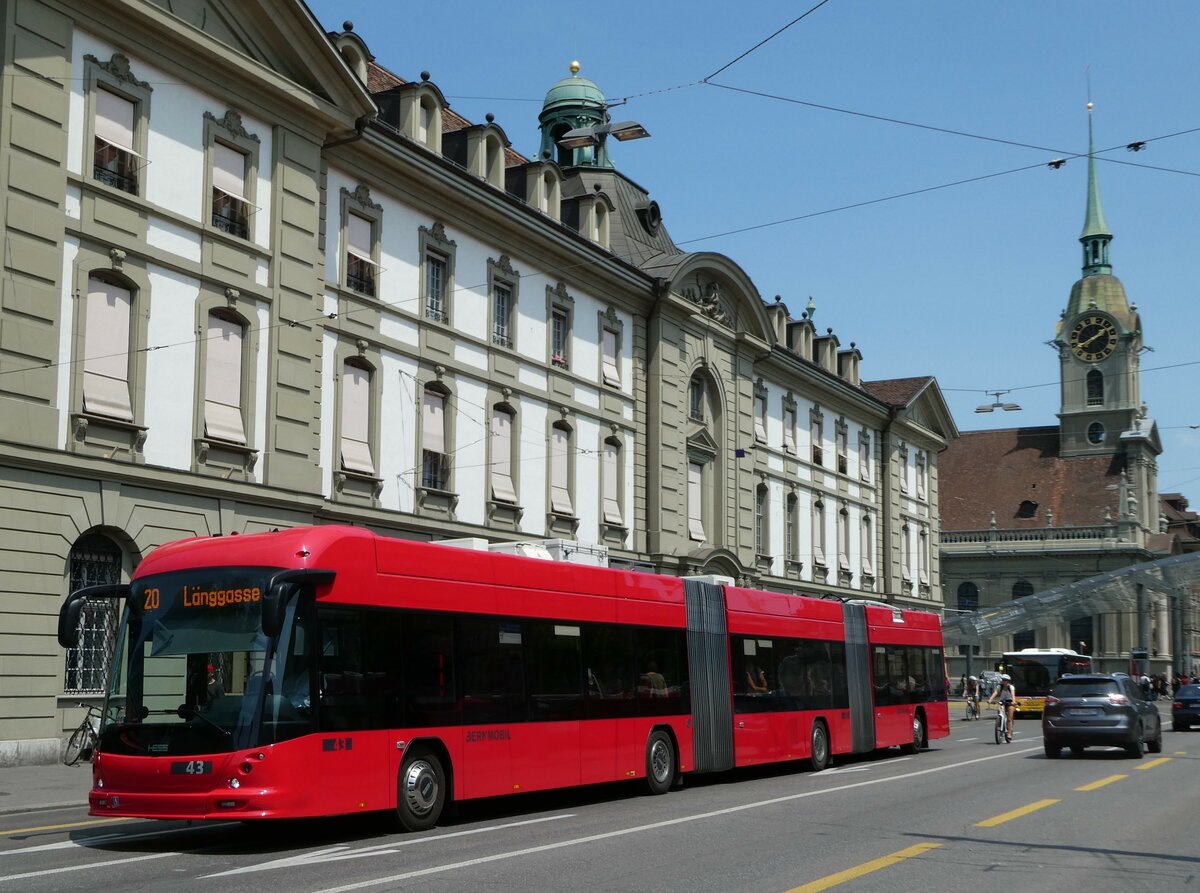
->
(2, 707, 1195, 893)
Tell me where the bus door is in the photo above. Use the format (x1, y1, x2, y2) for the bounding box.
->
(732, 636, 782, 765)
(310, 607, 392, 812)
(513, 621, 582, 792)
(870, 644, 912, 747)
(457, 618, 519, 798)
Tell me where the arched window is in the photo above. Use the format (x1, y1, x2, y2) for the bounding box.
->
(1012, 579, 1034, 599)
(1087, 422, 1106, 445)
(1086, 369, 1103, 406)
(957, 581, 979, 613)
(64, 533, 123, 693)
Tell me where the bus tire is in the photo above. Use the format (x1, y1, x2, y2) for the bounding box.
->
(809, 720, 831, 772)
(644, 730, 675, 795)
(900, 712, 924, 755)
(396, 750, 446, 832)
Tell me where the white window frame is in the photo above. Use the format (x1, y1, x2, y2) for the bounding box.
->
(203, 311, 246, 444)
(688, 461, 705, 541)
(490, 406, 517, 503)
(550, 423, 574, 516)
(83, 277, 134, 421)
(340, 360, 374, 475)
(602, 438, 623, 526)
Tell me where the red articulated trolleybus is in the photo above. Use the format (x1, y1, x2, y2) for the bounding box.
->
(58, 526, 948, 830)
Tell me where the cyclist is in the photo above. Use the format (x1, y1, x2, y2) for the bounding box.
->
(988, 673, 1016, 742)
(964, 674, 981, 718)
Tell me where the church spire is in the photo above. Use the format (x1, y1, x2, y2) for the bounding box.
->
(1079, 102, 1113, 277)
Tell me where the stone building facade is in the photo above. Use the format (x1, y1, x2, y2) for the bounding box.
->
(0, 0, 953, 764)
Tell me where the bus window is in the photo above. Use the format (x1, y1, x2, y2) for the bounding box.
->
(527, 621, 584, 721)
(583, 625, 633, 719)
(633, 627, 688, 716)
(402, 614, 458, 727)
(458, 617, 526, 725)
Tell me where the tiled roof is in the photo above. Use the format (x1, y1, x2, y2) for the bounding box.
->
(940, 426, 1125, 531)
(862, 376, 932, 407)
(367, 62, 404, 93)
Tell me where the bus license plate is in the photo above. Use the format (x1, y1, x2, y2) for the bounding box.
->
(171, 760, 213, 775)
(1067, 708, 1100, 716)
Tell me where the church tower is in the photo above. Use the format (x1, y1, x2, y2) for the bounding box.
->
(1054, 104, 1161, 533)
(1055, 104, 1143, 458)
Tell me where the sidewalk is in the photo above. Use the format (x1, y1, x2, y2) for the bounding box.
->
(0, 762, 91, 815)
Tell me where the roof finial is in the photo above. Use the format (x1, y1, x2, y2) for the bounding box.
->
(1080, 82, 1112, 277)
(569, 60, 581, 76)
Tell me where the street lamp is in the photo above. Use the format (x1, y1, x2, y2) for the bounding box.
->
(975, 390, 1022, 413)
(557, 120, 651, 148)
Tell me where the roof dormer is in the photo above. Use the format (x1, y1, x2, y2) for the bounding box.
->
(766, 296, 789, 343)
(837, 343, 863, 386)
(330, 21, 373, 84)
(572, 187, 614, 249)
(507, 158, 563, 221)
(441, 116, 511, 189)
(787, 315, 816, 360)
(814, 328, 840, 373)
(377, 73, 447, 153)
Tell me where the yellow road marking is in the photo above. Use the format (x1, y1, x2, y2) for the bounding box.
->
(1075, 774, 1126, 791)
(784, 842, 941, 893)
(975, 798, 1059, 827)
(1173, 751, 1186, 755)
(3, 816, 133, 835)
(1136, 757, 1171, 771)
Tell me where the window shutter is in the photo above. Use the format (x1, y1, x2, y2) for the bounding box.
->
(82, 278, 133, 421)
(601, 329, 620, 386)
(340, 363, 374, 474)
(212, 143, 246, 198)
(550, 426, 572, 515)
(203, 314, 246, 443)
(783, 410, 795, 451)
(490, 409, 517, 503)
(94, 89, 135, 150)
(347, 213, 373, 260)
(422, 389, 445, 453)
(687, 462, 705, 540)
(602, 440, 622, 525)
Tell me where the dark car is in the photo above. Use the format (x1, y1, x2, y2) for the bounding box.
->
(1173, 684, 1200, 731)
(1042, 673, 1162, 758)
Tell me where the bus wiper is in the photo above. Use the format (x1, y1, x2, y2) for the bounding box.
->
(176, 703, 232, 738)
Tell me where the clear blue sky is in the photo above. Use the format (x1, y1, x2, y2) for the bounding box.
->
(309, 0, 1200, 512)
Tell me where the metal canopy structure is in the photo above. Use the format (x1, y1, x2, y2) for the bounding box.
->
(943, 551, 1200, 646)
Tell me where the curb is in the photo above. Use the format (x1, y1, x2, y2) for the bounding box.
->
(0, 800, 86, 817)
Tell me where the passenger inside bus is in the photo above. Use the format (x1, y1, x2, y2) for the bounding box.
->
(745, 660, 769, 693)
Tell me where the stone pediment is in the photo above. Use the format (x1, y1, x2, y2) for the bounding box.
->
(686, 426, 720, 459)
(146, 0, 372, 112)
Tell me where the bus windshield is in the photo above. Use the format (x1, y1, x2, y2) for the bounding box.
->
(100, 566, 313, 756)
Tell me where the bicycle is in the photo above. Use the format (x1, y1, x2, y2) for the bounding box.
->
(993, 704, 1012, 745)
(964, 696, 980, 721)
(63, 702, 102, 766)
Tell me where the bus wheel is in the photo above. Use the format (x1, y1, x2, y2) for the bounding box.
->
(644, 730, 675, 795)
(900, 713, 924, 755)
(396, 751, 446, 832)
(809, 720, 831, 772)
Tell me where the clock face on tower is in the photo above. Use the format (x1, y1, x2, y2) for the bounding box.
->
(1068, 314, 1119, 362)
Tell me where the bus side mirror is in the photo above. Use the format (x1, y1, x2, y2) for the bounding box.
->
(262, 582, 293, 638)
(58, 594, 86, 648)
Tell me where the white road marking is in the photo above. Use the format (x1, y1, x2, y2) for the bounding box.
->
(0, 851, 176, 884)
(309, 745, 1045, 893)
(202, 814, 576, 878)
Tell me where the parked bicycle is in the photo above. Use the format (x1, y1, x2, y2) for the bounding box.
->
(63, 702, 102, 766)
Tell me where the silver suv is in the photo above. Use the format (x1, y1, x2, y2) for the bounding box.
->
(1042, 673, 1163, 759)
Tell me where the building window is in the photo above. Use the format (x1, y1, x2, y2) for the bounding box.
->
(786, 493, 798, 561)
(859, 431, 871, 482)
(64, 534, 122, 694)
(1087, 422, 1106, 445)
(418, 96, 440, 149)
(811, 415, 824, 466)
(755, 483, 769, 555)
(421, 387, 450, 490)
(419, 222, 456, 325)
(689, 376, 705, 422)
(203, 311, 246, 444)
(837, 507, 850, 571)
(340, 360, 374, 475)
(901, 523, 912, 582)
(550, 422, 574, 516)
(753, 396, 767, 443)
(836, 423, 848, 475)
(601, 328, 621, 387)
(210, 142, 250, 238)
(490, 405, 517, 503)
(346, 212, 377, 297)
(688, 461, 706, 541)
(1012, 579, 1034, 599)
(93, 87, 139, 194)
(783, 405, 796, 453)
(916, 451, 928, 500)
(898, 443, 910, 493)
(812, 499, 826, 567)
(957, 582, 979, 613)
(490, 282, 513, 348)
(547, 285, 573, 370)
(1016, 500, 1038, 519)
(860, 515, 874, 576)
(83, 276, 134, 421)
(1087, 369, 1104, 406)
(602, 437, 623, 527)
(541, 169, 561, 220)
(918, 527, 929, 585)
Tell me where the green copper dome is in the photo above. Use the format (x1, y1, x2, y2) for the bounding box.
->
(542, 62, 606, 114)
